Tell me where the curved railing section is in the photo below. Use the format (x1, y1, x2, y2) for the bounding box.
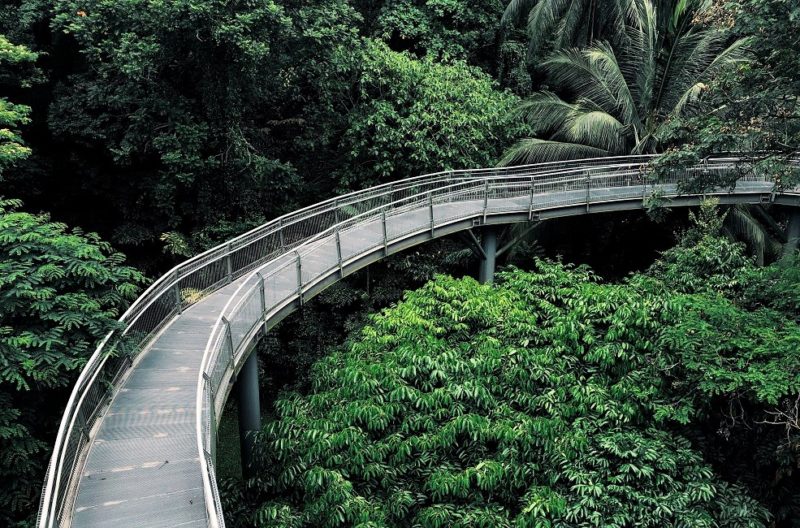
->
(195, 155, 798, 527)
(38, 155, 796, 527)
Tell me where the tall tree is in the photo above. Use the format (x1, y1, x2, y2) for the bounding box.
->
(44, 0, 298, 251)
(502, 0, 748, 164)
(502, 0, 641, 58)
(334, 40, 529, 190)
(0, 198, 146, 524)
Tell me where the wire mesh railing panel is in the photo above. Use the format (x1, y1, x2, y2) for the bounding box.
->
(299, 237, 340, 286)
(228, 288, 263, 354)
(263, 258, 298, 310)
(178, 258, 230, 300)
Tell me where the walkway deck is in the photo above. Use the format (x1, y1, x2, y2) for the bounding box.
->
(71, 280, 245, 527)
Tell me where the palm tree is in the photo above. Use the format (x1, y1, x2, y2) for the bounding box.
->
(502, 0, 749, 164)
(502, 0, 641, 57)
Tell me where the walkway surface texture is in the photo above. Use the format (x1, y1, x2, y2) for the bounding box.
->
(38, 160, 799, 528)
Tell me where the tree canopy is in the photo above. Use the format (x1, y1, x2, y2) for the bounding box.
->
(236, 204, 800, 527)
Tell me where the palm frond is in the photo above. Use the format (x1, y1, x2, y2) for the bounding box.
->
(556, 102, 629, 153)
(543, 47, 622, 119)
(516, 91, 578, 134)
(584, 42, 641, 127)
(500, 138, 610, 165)
(667, 37, 750, 116)
(725, 205, 776, 266)
(527, 0, 573, 56)
(555, 0, 590, 49)
(626, 0, 658, 114)
(502, 0, 540, 27)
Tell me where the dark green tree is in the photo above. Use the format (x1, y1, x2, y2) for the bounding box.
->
(335, 40, 529, 190)
(44, 0, 298, 250)
(0, 198, 146, 524)
(359, 0, 506, 68)
(0, 34, 37, 177)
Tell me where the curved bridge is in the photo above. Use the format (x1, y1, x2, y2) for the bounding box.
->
(37, 155, 800, 527)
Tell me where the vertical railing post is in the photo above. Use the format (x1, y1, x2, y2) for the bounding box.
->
(256, 271, 266, 336)
(483, 179, 489, 224)
(173, 270, 182, 314)
(335, 227, 343, 276)
(428, 192, 434, 236)
(225, 243, 233, 284)
(295, 251, 303, 306)
(279, 219, 285, 250)
(586, 171, 591, 212)
(222, 316, 235, 368)
(333, 199, 340, 224)
(381, 208, 389, 254)
(528, 178, 535, 221)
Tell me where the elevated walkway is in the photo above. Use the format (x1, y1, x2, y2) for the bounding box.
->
(37, 156, 800, 527)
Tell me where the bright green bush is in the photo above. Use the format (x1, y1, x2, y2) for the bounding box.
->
(243, 256, 789, 527)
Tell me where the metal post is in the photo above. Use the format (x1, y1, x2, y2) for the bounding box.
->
(222, 316, 235, 369)
(783, 210, 800, 259)
(585, 172, 591, 212)
(483, 179, 489, 223)
(428, 193, 434, 236)
(256, 272, 266, 336)
(279, 219, 285, 249)
(478, 228, 498, 285)
(334, 199, 340, 224)
(335, 228, 343, 276)
(381, 209, 389, 254)
(528, 178, 535, 220)
(225, 244, 233, 284)
(173, 271, 182, 314)
(237, 351, 261, 479)
(295, 251, 303, 305)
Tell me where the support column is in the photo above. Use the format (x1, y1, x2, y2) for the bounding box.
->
(783, 210, 800, 259)
(478, 228, 498, 284)
(237, 351, 261, 479)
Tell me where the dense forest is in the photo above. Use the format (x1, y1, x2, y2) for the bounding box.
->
(1, 0, 799, 526)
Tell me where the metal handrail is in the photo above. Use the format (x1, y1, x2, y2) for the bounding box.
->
(38, 154, 795, 527)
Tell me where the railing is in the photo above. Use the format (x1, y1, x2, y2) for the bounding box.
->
(38, 155, 793, 527)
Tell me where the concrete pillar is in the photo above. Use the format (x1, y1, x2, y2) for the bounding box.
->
(479, 228, 498, 284)
(783, 210, 800, 259)
(237, 351, 261, 479)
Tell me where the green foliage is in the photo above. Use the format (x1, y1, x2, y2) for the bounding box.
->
(337, 40, 529, 189)
(44, 0, 301, 247)
(503, 0, 749, 163)
(0, 198, 146, 524)
(240, 254, 796, 526)
(0, 35, 37, 177)
(502, 0, 637, 59)
(639, 199, 756, 295)
(364, 0, 505, 66)
(656, 0, 800, 163)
